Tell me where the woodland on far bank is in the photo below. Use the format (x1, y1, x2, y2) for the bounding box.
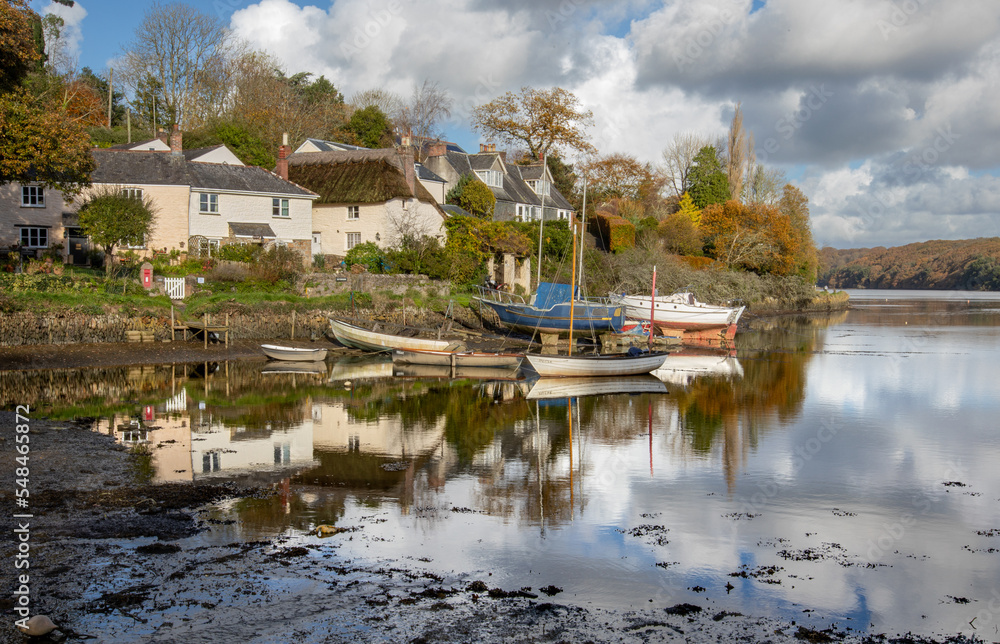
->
(818, 238, 1000, 291)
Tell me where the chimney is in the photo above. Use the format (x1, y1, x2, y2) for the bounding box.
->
(169, 124, 182, 155)
(276, 132, 291, 180)
(397, 149, 416, 195)
(427, 141, 447, 158)
(479, 143, 488, 154)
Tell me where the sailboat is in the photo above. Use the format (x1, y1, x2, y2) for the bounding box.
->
(473, 282, 626, 337)
(521, 175, 668, 378)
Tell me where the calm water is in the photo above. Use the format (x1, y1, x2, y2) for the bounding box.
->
(3, 289, 999, 638)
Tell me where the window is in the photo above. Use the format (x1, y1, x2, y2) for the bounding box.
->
(199, 193, 219, 213)
(272, 198, 289, 217)
(21, 186, 44, 207)
(20, 227, 48, 248)
(122, 187, 143, 199)
(533, 179, 550, 196)
(516, 205, 524, 222)
(347, 205, 359, 220)
(346, 232, 361, 250)
(125, 233, 146, 249)
(476, 170, 502, 188)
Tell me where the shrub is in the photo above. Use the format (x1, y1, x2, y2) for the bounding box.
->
(248, 245, 303, 284)
(210, 262, 249, 282)
(216, 243, 261, 263)
(344, 242, 386, 273)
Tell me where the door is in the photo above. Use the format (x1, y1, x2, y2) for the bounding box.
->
(311, 232, 322, 256)
(68, 232, 90, 265)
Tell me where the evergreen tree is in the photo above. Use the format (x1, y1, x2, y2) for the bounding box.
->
(686, 146, 730, 209)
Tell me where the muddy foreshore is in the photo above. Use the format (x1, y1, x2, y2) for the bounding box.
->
(0, 407, 983, 643)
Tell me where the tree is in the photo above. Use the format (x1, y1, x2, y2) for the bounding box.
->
(78, 67, 127, 126)
(658, 211, 702, 256)
(676, 192, 701, 226)
(700, 199, 797, 275)
(350, 87, 403, 119)
(119, 3, 237, 128)
(446, 174, 496, 219)
(687, 146, 730, 209)
(0, 87, 93, 192)
(77, 186, 156, 270)
(744, 165, 786, 206)
(472, 86, 595, 158)
(345, 105, 393, 148)
(726, 102, 754, 202)
(662, 132, 709, 198)
(779, 184, 819, 281)
(396, 80, 452, 158)
(0, 0, 42, 92)
(579, 153, 657, 202)
(213, 122, 274, 167)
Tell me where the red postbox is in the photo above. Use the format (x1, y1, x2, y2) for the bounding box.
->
(141, 262, 153, 289)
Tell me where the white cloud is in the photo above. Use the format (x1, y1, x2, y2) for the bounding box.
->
(41, 0, 88, 65)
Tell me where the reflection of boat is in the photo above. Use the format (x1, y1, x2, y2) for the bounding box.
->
(329, 355, 394, 381)
(261, 344, 328, 361)
(524, 351, 669, 377)
(392, 363, 521, 380)
(652, 351, 743, 387)
(390, 348, 523, 369)
(261, 361, 329, 375)
(526, 375, 667, 399)
(474, 282, 626, 336)
(612, 292, 745, 333)
(329, 318, 460, 352)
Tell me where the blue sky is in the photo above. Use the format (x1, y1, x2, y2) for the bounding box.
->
(35, 0, 1000, 249)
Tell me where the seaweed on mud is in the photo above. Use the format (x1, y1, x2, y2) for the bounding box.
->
(664, 603, 702, 616)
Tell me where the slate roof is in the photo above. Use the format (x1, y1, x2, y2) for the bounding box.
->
(439, 204, 472, 217)
(415, 163, 445, 183)
(303, 138, 368, 152)
(228, 223, 276, 238)
(286, 150, 442, 210)
(89, 150, 316, 197)
(509, 164, 574, 211)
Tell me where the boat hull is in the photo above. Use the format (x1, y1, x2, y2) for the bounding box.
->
(329, 319, 457, 353)
(524, 352, 669, 377)
(526, 375, 668, 399)
(390, 348, 523, 369)
(616, 294, 744, 332)
(475, 298, 626, 336)
(260, 344, 328, 361)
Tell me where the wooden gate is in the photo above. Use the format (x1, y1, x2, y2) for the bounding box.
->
(165, 277, 185, 300)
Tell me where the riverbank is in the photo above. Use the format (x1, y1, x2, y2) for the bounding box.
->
(0, 414, 976, 644)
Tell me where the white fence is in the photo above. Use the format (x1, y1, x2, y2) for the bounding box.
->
(164, 277, 185, 300)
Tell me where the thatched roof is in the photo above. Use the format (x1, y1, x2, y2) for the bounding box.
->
(287, 150, 441, 209)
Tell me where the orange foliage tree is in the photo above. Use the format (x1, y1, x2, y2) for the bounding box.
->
(700, 199, 798, 275)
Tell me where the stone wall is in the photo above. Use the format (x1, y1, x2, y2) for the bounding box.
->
(304, 272, 451, 298)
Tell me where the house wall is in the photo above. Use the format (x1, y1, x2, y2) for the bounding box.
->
(0, 184, 71, 258)
(188, 191, 313, 245)
(190, 148, 244, 165)
(312, 199, 444, 257)
(418, 178, 446, 204)
(422, 156, 462, 193)
(70, 183, 193, 254)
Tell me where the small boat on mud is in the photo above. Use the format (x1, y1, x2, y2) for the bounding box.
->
(524, 350, 669, 378)
(261, 344, 328, 362)
(329, 318, 462, 353)
(612, 291, 745, 333)
(390, 348, 523, 369)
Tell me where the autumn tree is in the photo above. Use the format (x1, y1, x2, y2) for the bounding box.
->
(779, 184, 818, 281)
(472, 86, 595, 158)
(0, 0, 41, 92)
(676, 192, 701, 226)
(446, 174, 495, 219)
(119, 3, 238, 129)
(687, 146, 730, 209)
(662, 131, 710, 198)
(726, 102, 754, 202)
(658, 211, 702, 256)
(78, 186, 156, 270)
(700, 200, 797, 275)
(579, 153, 659, 203)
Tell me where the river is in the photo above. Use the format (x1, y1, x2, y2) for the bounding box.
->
(2, 289, 998, 640)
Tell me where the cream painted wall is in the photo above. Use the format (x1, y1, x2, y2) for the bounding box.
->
(0, 184, 69, 255)
(419, 178, 446, 204)
(312, 199, 444, 256)
(188, 191, 314, 243)
(70, 183, 192, 253)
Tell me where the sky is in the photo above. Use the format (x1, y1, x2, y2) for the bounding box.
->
(32, 0, 1000, 250)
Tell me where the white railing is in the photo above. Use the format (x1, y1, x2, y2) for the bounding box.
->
(165, 277, 185, 300)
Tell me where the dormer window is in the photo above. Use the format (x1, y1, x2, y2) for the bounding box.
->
(530, 179, 550, 196)
(476, 170, 503, 188)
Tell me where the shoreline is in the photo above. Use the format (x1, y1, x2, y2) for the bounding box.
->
(0, 415, 976, 644)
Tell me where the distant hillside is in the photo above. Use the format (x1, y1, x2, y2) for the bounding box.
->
(818, 238, 1000, 290)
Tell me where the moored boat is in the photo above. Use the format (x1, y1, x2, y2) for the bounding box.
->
(613, 292, 744, 333)
(474, 282, 625, 337)
(329, 318, 462, 353)
(524, 351, 669, 377)
(261, 344, 328, 362)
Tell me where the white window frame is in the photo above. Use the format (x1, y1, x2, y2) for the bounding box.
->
(347, 205, 360, 220)
(122, 187, 143, 200)
(199, 193, 219, 214)
(272, 198, 289, 218)
(346, 232, 361, 250)
(124, 232, 147, 250)
(20, 227, 49, 248)
(20, 185, 44, 207)
(476, 170, 502, 188)
(199, 238, 220, 257)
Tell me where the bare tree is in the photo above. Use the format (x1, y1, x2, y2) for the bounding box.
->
(744, 165, 786, 206)
(396, 79, 452, 158)
(661, 132, 710, 197)
(350, 87, 404, 121)
(118, 2, 237, 128)
(727, 102, 753, 202)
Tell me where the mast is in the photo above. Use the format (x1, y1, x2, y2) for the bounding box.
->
(567, 209, 578, 355)
(578, 176, 587, 295)
(648, 265, 657, 348)
(535, 152, 546, 290)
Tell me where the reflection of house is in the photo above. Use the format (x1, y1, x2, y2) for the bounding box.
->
(310, 401, 445, 457)
(1, 127, 318, 264)
(189, 417, 315, 480)
(282, 148, 446, 258)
